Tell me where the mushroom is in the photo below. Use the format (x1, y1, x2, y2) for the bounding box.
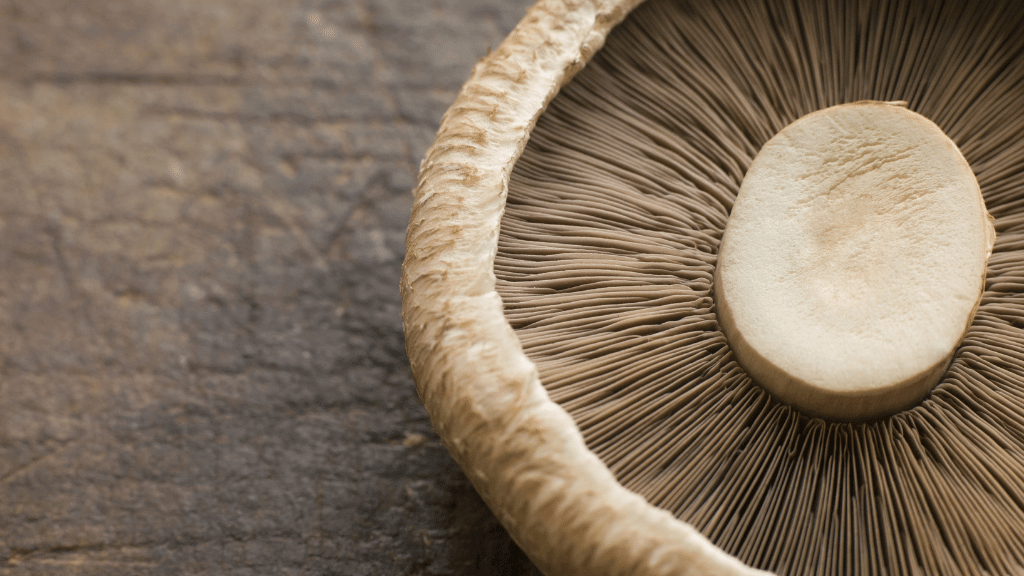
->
(403, 0, 1024, 575)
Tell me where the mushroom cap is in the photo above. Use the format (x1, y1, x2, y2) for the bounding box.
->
(716, 101, 996, 420)
(402, 1, 763, 574)
(404, 0, 1024, 574)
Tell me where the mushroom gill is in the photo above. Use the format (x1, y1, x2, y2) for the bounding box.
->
(495, 0, 1024, 574)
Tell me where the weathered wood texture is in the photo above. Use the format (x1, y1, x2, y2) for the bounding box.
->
(0, 0, 543, 573)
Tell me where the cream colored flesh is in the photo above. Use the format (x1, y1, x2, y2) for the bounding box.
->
(715, 102, 995, 421)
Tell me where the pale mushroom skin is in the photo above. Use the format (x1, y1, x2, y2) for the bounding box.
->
(406, 0, 1024, 573)
(715, 102, 995, 420)
(402, 0, 766, 574)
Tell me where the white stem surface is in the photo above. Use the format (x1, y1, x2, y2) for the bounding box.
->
(716, 102, 995, 420)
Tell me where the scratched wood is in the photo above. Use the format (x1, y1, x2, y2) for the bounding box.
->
(0, 0, 542, 573)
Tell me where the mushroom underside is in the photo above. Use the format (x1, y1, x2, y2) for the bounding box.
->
(496, 0, 1024, 574)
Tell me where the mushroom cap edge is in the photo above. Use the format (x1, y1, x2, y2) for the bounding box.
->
(400, 0, 769, 575)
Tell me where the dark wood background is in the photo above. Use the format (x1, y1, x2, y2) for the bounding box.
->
(0, 0, 545, 573)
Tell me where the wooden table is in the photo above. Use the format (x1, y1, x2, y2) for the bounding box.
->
(0, 0, 541, 573)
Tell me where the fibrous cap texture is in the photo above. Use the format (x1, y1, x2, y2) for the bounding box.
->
(716, 102, 996, 420)
(401, 0, 766, 574)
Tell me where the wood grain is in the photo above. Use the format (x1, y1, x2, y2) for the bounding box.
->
(0, 0, 541, 573)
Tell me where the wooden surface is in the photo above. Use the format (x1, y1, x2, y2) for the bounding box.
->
(0, 0, 543, 573)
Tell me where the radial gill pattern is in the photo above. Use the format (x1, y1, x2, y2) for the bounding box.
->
(494, 0, 1024, 574)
